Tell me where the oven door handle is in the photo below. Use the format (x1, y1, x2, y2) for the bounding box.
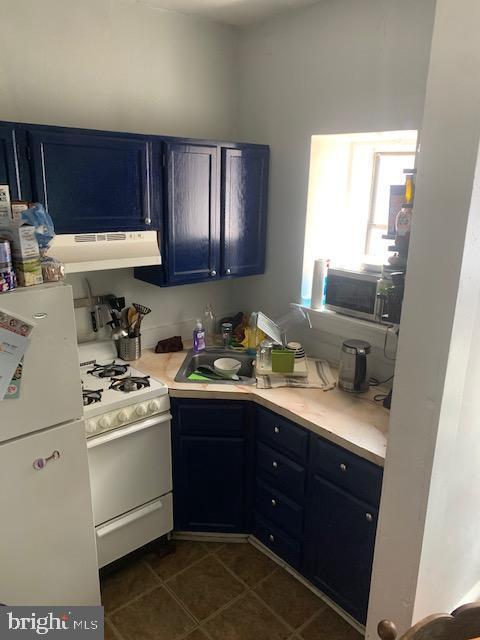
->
(87, 412, 171, 449)
(95, 499, 165, 538)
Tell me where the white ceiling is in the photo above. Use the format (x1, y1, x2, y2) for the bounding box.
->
(134, 0, 319, 27)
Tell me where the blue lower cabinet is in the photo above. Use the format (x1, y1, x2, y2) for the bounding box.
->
(254, 514, 302, 571)
(303, 438, 382, 624)
(171, 398, 253, 533)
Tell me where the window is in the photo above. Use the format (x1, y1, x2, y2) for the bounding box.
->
(301, 131, 417, 304)
(365, 152, 416, 257)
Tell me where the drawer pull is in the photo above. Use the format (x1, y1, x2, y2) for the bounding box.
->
(365, 513, 373, 522)
(272, 461, 278, 469)
(340, 463, 347, 472)
(33, 450, 60, 470)
(268, 534, 275, 543)
(271, 498, 277, 507)
(274, 426, 280, 434)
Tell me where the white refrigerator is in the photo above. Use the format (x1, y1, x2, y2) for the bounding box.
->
(0, 283, 100, 606)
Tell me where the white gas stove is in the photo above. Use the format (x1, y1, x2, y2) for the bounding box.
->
(78, 341, 169, 438)
(78, 341, 173, 569)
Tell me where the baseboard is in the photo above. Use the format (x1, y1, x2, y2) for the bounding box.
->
(172, 531, 249, 544)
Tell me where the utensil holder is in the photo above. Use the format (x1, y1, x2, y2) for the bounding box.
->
(117, 335, 141, 361)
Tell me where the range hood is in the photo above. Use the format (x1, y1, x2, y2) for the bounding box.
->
(49, 231, 161, 274)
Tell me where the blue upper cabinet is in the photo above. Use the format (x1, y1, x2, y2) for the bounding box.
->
(24, 126, 155, 234)
(0, 123, 21, 200)
(135, 141, 269, 287)
(163, 142, 220, 285)
(221, 146, 269, 278)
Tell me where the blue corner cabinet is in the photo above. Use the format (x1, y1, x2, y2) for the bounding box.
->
(157, 142, 220, 285)
(171, 400, 382, 624)
(135, 142, 269, 286)
(222, 147, 269, 278)
(171, 398, 254, 533)
(22, 125, 156, 234)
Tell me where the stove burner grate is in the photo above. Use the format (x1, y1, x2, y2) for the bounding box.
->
(83, 388, 103, 406)
(109, 375, 151, 393)
(87, 361, 129, 379)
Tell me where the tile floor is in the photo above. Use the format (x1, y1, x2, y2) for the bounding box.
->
(101, 540, 363, 640)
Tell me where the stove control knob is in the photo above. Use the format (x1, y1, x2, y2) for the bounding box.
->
(148, 400, 161, 413)
(86, 420, 97, 434)
(118, 410, 129, 423)
(135, 404, 147, 417)
(99, 416, 111, 429)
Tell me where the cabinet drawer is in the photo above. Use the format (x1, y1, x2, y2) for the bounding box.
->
(309, 435, 383, 506)
(255, 479, 304, 539)
(173, 399, 247, 436)
(254, 515, 302, 570)
(257, 407, 308, 462)
(257, 442, 306, 503)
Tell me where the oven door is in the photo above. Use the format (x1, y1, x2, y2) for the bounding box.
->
(87, 412, 172, 526)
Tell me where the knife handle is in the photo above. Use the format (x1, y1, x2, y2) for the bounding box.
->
(91, 311, 98, 332)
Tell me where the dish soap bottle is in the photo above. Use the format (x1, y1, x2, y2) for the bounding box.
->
(193, 319, 206, 353)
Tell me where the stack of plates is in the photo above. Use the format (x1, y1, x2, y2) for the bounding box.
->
(286, 342, 306, 360)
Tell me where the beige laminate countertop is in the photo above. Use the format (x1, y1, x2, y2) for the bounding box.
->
(134, 348, 389, 467)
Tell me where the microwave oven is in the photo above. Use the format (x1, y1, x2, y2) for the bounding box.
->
(324, 267, 381, 322)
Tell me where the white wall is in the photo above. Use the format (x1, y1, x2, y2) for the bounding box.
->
(0, 0, 239, 342)
(233, 0, 435, 371)
(367, 0, 480, 636)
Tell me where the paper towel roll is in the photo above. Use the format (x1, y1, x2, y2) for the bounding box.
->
(311, 258, 328, 309)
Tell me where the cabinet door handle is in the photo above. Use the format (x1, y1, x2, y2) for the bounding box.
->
(271, 498, 277, 507)
(340, 463, 347, 472)
(33, 450, 60, 470)
(268, 534, 275, 543)
(144, 216, 151, 225)
(210, 269, 217, 277)
(272, 461, 278, 469)
(225, 268, 231, 275)
(365, 513, 373, 522)
(274, 426, 280, 434)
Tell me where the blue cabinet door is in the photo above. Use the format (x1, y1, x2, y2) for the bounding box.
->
(163, 142, 220, 285)
(221, 146, 269, 277)
(303, 472, 378, 624)
(171, 398, 253, 533)
(25, 126, 154, 234)
(0, 123, 20, 200)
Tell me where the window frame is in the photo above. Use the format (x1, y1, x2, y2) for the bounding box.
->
(364, 151, 415, 257)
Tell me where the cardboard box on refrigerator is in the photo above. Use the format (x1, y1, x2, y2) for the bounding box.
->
(0, 219, 43, 286)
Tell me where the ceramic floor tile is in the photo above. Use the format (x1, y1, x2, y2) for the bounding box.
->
(216, 542, 277, 587)
(184, 629, 210, 640)
(254, 568, 325, 629)
(104, 620, 118, 640)
(144, 540, 210, 581)
(111, 585, 195, 640)
(167, 555, 245, 621)
(203, 592, 290, 640)
(300, 608, 363, 640)
(101, 561, 160, 613)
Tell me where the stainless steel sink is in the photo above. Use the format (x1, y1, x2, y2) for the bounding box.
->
(174, 348, 256, 385)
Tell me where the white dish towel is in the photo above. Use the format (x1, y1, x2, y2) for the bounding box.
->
(256, 358, 336, 391)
